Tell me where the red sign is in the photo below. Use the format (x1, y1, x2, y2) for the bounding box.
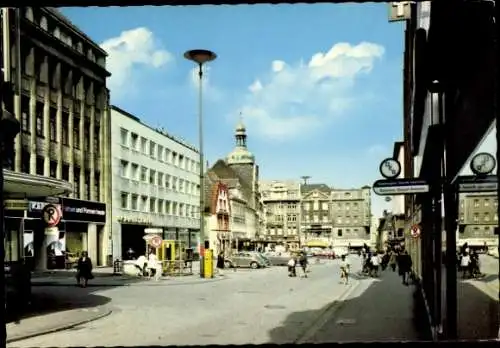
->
(411, 224, 421, 238)
(42, 204, 62, 227)
(150, 236, 163, 248)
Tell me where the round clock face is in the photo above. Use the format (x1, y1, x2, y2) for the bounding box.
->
(470, 152, 496, 175)
(379, 158, 401, 179)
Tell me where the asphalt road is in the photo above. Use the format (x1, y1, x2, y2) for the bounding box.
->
(9, 257, 362, 347)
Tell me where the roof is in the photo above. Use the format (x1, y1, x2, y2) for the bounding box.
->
(301, 183, 331, 194)
(44, 8, 108, 56)
(203, 159, 253, 210)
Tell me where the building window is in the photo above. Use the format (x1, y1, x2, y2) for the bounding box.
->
(21, 150, 30, 173)
(120, 160, 128, 177)
(131, 194, 138, 210)
(172, 177, 177, 191)
(140, 167, 147, 181)
(120, 128, 128, 146)
(49, 161, 57, 178)
(121, 192, 128, 209)
(84, 121, 90, 151)
(157, 172, 163, 186)
(179, 179, 184, 192)
(21, 95, 30, 132)
(73, 117, 80, 148)
(36, 156, 44, 175)
(474, 199, 479, 208)
(141, 137, 147, 153)
(74, 167, 81, 198)
(338, 229, 343, 237)
(165, 201, 171, 214)
(149, 170, 156, 184)
(484, 199, 490, 207)
(62, 111, 69, 145)
(141, 196, 148, 212)
(131, 163, 139, 180)
(36, 102, 43, 136)
(94, 126, 100, 153)
(157, 146, 163, 161)
(131, 133, 138, 150)
(158, 199, 164, 214)
(95, 173, 100, 200)
(165, 175, 170, 189)
(49, 108, 57, 142)
(150, 198, 156, 213)
(473, 214, 479, 223)
(484, 213, 490, 222)
(149, 141, 156, 158)
(25, 7, 34, 21)
(53, 26, 60, 38)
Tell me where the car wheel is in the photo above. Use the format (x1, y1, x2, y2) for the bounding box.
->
(224, 261, 232, 268)
(250, 262, 259, 269)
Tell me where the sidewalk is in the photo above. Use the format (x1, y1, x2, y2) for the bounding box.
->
(303, 270, 423, 342)
(7, 306, 111, 343)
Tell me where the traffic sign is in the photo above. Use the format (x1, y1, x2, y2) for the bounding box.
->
(150, 236, 163, 248)
(372, 179, 430, 196)
(457, 175, 497, 193)
(410, 224, 421, 238)
(42, 204, 62, 227)
(379, 158, 402, 179)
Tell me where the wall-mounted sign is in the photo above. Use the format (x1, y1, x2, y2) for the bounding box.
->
(60, 198, 106, 223)
(470, 152, 496, 176)
(42, 204, 62, 227)
(457, 175, 498, 193)
(373, 179, 429, 196)
(388, 1, 412, 22)
(379, 158, 402, 179)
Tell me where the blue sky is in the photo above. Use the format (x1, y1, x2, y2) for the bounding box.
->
(62, 4, 405, 216)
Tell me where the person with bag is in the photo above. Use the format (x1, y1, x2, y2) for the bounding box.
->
(76, 251, 93, 288)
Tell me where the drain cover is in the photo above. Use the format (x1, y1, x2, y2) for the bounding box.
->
(264, 304, 286, 310)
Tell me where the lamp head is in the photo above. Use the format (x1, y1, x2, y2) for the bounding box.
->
(184, 49, 217, 65)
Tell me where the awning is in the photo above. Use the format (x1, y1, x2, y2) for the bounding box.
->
(306, 240, 329, 248)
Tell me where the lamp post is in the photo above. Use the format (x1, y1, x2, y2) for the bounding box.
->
(184, 49, 217, 278)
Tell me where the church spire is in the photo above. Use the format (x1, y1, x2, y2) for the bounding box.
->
(235, 112, 247, 147)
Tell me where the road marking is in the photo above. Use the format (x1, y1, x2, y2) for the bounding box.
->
(294, 280, 361, 344)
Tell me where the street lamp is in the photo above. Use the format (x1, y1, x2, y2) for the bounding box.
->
(184, 49, 217, 278)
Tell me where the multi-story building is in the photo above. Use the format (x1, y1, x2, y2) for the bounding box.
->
(458, 193, 498, 248)
(203, 119, 261, 253)
(110, 106, 200, 259)
(300, 184, 372, 249)
(260, 180, 301, 249)
(2, 7, 112, 268)
(301, 184, 333, 247)
(330, 186, 372, 248)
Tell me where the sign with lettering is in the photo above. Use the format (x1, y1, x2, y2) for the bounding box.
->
(60, 198, 106, 223)
(457, 175, 498, 193)
(373, 179, 430, 196)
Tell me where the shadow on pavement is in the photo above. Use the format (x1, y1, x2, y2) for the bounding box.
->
(458, 281, 499, 339)
(7, 271, 143, 324)
(268, 269, 499, 343)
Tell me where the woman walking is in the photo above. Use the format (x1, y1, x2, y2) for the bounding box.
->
(76, 251, 93, 288)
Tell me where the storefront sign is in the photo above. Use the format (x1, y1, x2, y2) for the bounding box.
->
(61, 198, 106, 223)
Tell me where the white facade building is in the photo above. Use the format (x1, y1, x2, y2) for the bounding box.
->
(110, 106, 200, 259)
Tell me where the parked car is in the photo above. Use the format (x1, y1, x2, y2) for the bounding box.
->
(225, 252, 267, 269)
(262, 253, 290, 266)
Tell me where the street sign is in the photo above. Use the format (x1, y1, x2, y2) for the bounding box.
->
(379, 158, 401, 179)
(410, 224, 421, 238)
(150, 236, 163, 248)
(42, 204, 62, 227)
(457, 175, 498, 193)
(373, 179, 429, 196)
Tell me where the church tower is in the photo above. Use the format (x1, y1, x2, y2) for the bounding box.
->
(226, 116, 259, 209)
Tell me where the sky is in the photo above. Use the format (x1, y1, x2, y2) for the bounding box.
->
(62, 4, 406, 217)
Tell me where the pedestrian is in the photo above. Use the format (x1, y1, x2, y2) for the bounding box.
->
(287, 256, 297, 277)
(460, 252, 471, 279)
(76, 251, 93, 288)
(340, 255, 350, 285)
(216, 251, 225, 277)
(370, 252, 380, 277)
(397, 250, 413, 285)
(389, 250, 397, 272)
(299, 252, 308, 278)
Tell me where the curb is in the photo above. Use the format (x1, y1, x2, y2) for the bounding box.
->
(294, 280, 361, 344)
(6, 306, 113, 344)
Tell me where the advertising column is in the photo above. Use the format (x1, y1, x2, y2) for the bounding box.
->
(41, 203, 63, 270)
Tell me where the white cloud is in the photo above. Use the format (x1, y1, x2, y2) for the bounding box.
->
(101, 27, 172, 94)
(238, 42, 385, 140)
